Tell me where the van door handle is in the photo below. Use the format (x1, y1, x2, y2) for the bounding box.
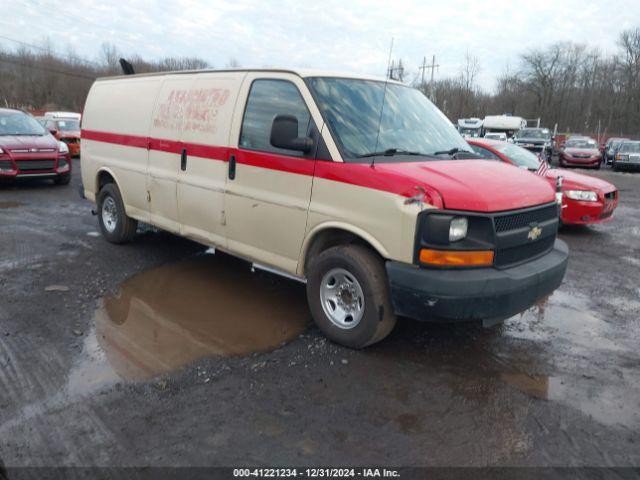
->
(228, 154, 236, 180)
(180, 148, 187, 171)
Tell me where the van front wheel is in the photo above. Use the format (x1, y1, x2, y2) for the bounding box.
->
(306, 245, 397, 348)
(97, 183, 137, 244)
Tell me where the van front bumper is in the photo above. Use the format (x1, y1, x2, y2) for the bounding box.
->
(385, 239, 568, 323)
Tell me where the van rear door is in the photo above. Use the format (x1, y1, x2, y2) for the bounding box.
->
(147, 77, 193, 233)
(176, 72, 245, 247)
(224, 73, 318, 274)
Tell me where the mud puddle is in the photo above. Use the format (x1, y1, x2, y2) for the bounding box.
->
(69, 252, 310, 391)
(499, 292, 640, 428)
(379, 290, 640, 429)
(503, 290, 627, 353)
(499, 372, 640, 428)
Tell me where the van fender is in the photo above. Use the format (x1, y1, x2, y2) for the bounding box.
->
(94, 166, 130, 207)
(297, 221, 390, 277)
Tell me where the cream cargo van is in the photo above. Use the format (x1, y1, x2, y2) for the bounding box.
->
(81, 69, 568, 348)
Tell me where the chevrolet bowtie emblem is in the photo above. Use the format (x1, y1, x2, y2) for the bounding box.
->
(527, 226, 542, 241)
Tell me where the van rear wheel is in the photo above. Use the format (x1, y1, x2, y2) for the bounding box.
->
(97, 183, 137, 244)
(306, 245, 397, 348)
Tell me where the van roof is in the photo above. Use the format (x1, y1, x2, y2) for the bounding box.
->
(96, 68, 402, 85)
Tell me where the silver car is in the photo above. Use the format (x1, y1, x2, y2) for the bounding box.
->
(613, 141, 640, 171)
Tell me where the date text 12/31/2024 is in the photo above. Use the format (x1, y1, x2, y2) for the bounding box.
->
(233, 468, 401, 478)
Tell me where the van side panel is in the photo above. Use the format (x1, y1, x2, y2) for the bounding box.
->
(177, 72, 246, 247)
(81, 77, 162, 220)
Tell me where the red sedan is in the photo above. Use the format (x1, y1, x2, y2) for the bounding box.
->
(468, 139, 618, 225)
(558, 137, 602, 169)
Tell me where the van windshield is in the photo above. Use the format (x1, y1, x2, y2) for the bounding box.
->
(307, 77, 470, 162)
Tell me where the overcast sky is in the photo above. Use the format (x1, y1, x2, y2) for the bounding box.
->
(2, 0, 639, 90)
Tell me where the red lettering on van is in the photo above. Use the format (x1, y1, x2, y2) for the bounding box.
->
(153, 88, 231, 134)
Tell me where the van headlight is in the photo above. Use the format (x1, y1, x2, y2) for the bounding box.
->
(565, 190, 597, 202)
(449, 217, 468, 242)
(58, 141, 69, 154)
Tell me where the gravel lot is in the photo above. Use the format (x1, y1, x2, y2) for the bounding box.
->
(0, 160, 639, 470)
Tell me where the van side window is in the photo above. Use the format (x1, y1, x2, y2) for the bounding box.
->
(240, 80, 311, 157)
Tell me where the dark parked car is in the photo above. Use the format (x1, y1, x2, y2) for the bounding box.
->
(613, 141, 640, 171)
(513, 128, 553, 160)
(603, 137, 630, 165)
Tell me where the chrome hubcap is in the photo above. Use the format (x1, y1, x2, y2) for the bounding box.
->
(101, 196, 118, 233)
(320, 268, 365, 329)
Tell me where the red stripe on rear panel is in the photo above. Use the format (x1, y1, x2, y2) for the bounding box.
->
(148, 138, 181, 154)
(82, 130, 149, 149)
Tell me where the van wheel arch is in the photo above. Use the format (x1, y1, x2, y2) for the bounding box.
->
(303, 228, 386, 276)
(96, 169, 116, 193)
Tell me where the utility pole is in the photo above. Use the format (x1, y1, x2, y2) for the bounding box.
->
(418, 55, 439, 100)
(388, 59, 405, 82)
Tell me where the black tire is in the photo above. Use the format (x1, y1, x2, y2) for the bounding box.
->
(97, 183, 137, 244)
(306, 245, 397, 348)
(54, 173, 71, 185)
(595, 162, 601, 170)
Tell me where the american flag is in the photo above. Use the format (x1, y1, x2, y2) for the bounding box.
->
(536, 158, 550, 176)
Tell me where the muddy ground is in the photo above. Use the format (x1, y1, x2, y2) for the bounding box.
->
(0, 161, 639, 470)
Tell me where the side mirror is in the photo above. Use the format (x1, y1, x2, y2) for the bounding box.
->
(270, 115, 314, 153)
(49, 129, 58, 137)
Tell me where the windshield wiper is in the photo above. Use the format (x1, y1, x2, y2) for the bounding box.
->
(357, 148, 429, 158)
(433, 147, 469, 156)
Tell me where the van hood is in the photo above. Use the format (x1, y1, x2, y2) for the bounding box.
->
(378, 160, 555, 212)
(0, 134, 58, 150)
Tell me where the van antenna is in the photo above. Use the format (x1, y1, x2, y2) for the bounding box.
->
(119, 58, 135, 75)
(371, 37, 394, 169)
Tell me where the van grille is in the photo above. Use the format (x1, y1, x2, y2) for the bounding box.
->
(494, 235, 555, 267)
(494, 204, 558, 232)
(16, 160, 55, 171)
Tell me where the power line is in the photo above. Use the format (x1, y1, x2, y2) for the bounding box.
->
(0, 58, 96, 80)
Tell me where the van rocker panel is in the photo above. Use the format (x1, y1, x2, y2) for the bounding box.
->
(386, 239, 568, 323)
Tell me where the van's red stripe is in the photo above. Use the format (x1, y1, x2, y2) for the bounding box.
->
(81, 129, 423, 200)
(234, 149, 315, 176)
(82, 130, 149, 149)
